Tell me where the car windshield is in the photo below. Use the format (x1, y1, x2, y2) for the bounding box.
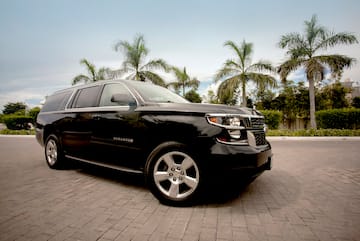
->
(128, 81, 189, 103)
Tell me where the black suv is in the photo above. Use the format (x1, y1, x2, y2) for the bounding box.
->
(36, 80, 272, 206)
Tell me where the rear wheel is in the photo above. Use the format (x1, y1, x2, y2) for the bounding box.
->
(45, 135, 65, 169)
(145, 142, 204, 206)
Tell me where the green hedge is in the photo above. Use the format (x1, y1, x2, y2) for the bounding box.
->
(316, 108, 360, 129)
(267, 129, 360, 136)
(0, 129, 35, 135)
(260, 110, 283, 129)
(3, 115, 33, 130)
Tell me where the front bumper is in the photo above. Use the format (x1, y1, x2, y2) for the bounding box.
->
(206, 141, 272, 174)
(35, 128, 44, 146)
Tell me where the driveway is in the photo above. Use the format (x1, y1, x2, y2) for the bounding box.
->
(0, 136, 359, 241)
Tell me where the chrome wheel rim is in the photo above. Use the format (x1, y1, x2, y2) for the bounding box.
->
(153, 151, 199, 200)
(46, 139, 57, 166)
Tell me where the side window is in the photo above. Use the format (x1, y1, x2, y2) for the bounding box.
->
(99, 83, 136, 106)
(73, 86, 101, 108)
(41, 90, 72, 112)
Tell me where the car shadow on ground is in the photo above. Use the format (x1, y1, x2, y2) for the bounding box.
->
(73, 162, 147, 189)
(72, 162, 300, 209)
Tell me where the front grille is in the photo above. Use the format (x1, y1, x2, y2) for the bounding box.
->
(253, 131, 267, 146)
(250, 117, 265, 129)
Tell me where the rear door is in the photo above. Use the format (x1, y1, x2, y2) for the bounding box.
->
(62, 85, 102, 158)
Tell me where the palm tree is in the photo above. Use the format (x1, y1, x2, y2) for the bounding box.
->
(113, 34, 169, 86)
(167, 66, 200, 96)
(214, 40, 277, 106)
(72, 58, 110, 85)
(278, 15, 358, 129)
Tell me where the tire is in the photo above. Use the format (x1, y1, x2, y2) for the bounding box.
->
(44, 134, 66, 169)
(145, 142, 204, 206)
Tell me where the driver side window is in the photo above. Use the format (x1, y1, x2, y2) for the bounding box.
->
(99, 83, 135, 106)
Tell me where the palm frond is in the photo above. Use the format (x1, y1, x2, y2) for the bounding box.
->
(316, 32, 359, 51)
(247, 73, 277, 89)
(247, 61, 276, 73)
(224, 41, 242, 61)
(80, 59, 96, 81)
(214, 66, 239, 82)
(72, 75, 91, 85)
(142, 59, 169, 72)
(142, 71, 166, 87)
(217, 75, 241, 104)
(277, 58, 306, 83)
(187, 78, 200, 89)
(278, 32, 303, 49)
(314, 54, 356, 79)
(304, 58, 325, 81)
(96, 67, 112, 80)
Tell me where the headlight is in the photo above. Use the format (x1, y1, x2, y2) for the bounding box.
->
(206, 114, 245, 129)
(206, 114, 248, 144)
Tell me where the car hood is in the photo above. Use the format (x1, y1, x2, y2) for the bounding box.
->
(136, 102, 263, 117)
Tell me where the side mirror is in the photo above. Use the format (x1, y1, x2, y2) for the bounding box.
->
(111, 94, 136, 106)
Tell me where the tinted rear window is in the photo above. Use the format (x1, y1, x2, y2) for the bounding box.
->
(41, 90, 73, 112)
(72, 86, 101, 108)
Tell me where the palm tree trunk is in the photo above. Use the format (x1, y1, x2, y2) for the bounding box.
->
(309, 77, 317, 129)
(241, 80, 246, 107)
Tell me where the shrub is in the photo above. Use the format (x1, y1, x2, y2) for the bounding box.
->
(3, 115, 33, 130)
(261, 110, 283, 129)
(0, 129, 35, 135)
(352, 97, 360, 108)
(28, 107, 41, 122)
(316, 108, 360, 129)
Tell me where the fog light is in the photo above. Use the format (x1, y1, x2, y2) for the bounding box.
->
(228, 129, 241, 139)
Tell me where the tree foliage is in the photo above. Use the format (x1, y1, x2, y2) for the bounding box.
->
(2, 102, 27, 115)
(352, 97, 360, 108)
(278, 14, 358, 128)
(270, 81, 309, 128)
(113, 34, 169, 86)
(72, 59, 111, 85)
(167, 67, 199, 96)
(316, 82, 350, 110)
(184, 89, 202, 103)
(215, 40, 277, 106)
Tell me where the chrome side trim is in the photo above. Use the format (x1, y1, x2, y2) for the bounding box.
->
(65, 155, 143, 174)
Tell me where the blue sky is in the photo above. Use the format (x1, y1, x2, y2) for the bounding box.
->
(1, 0, 360, 109)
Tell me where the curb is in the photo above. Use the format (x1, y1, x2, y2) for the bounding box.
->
(1, 135, 360, 141)
(267, 136, 360, 141)
(0, 135, 36, 138)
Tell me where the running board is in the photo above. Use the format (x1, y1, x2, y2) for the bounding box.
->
(65, 155, 143, 174)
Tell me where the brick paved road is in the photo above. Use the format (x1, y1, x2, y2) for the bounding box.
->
(0, 136, 359, 241)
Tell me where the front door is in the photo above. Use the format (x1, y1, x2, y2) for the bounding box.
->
(91, 83, 143, 170)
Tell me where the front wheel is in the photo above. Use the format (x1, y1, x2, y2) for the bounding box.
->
(45, 134, 66, 169)
(145, 143, 204, 206)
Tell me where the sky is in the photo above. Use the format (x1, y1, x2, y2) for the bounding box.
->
(1, 0, 360, 110)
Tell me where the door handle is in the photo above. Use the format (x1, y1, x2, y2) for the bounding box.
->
(92, 114, 101, 120)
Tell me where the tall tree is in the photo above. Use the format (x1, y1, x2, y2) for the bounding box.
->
(167, 67, 200, 96)
(113, 34, 169, 86)
(184, 89, 202, 103)
(278, 14, 358, 129)
(72, 59, 110, 85)
(214, 40, 277, 106)
(2, 102, 27, 115)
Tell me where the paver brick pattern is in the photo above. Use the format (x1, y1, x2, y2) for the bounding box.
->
(0, 136, 359, 241)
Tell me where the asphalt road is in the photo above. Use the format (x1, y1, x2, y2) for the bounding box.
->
(0, 136, 359, 241)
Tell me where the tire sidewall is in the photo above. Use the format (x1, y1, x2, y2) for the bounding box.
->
(45, 134, 64, 169)
(145, 142, 205, 206)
